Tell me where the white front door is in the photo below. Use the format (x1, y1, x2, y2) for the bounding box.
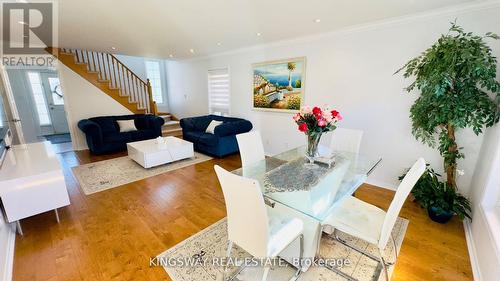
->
(41, 73, 69, 134)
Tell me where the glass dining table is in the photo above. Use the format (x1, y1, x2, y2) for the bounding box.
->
(232, 145, 382, 222)
(231, 145, 382, 271)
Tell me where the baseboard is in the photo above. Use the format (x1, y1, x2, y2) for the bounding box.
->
(365, 178, 398, 191)
(463, 219, 482, 281)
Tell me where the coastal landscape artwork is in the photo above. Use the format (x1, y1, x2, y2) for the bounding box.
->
(252, 57, 305, 112)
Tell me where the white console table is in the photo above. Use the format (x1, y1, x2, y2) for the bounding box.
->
(0, 142, 70, 235)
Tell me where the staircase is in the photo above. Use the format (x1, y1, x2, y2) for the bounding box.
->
(159, 114, 183, 138)
(46, 47, 158, 115)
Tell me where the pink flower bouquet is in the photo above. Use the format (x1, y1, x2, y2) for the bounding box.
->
(293, 105, 342, 164)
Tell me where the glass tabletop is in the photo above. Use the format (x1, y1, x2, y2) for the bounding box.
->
(232, 146, 381, 222)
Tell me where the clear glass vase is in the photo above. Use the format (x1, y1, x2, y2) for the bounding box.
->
(305, 133, 322, 166)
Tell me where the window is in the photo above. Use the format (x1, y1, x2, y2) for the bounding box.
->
(48, 77, 64, 105)
(27, 72, 51, 125)
(145, 60, 163, 103)
(208, 68, 230, 115)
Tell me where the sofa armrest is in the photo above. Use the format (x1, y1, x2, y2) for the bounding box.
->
(214, 120, 253, 137)
(146, 116, 165, 135)
(78, 119, 103, 143)
(180, 118, 197, 132)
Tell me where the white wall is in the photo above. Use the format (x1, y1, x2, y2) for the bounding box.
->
(115, 54, 170, 113)
(467, 122, 500, 281)
(166, 4, 500, 193)
(57, 63, 133, 151)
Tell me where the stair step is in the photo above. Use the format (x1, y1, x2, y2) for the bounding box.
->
(163, 120, 179, 126)
(163, 127, 182, 133)
(162, 127, 183, 137)
(158, 114, 172, 122)
(87, 71, 99, 74)
(98, 79, 110, 83)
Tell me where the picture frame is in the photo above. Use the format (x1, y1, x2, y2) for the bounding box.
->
(252, 57, 306, 113)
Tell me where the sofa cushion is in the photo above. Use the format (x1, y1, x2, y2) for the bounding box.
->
(184, 131, 219, 146)
(198, 133, 219, 146)
(117, 120, 137, 132)
(129, 130, 157, 141)
(103, 132, 131, 143)
(205, 120, 223, 134)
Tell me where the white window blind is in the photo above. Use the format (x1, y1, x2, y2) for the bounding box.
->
(145, 60, 163, 104)
(208, 68, 230, 116)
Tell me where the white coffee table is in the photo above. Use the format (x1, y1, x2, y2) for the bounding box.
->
(127, 137, 194, 168)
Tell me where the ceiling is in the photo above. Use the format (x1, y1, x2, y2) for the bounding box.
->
(58, 0, 475, 59)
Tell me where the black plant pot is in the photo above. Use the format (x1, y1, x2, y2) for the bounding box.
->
(427, 206, 454, 224)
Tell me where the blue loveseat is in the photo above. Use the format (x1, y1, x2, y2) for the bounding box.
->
(78, 114, 164, 155)
(180, 115, 252, 157)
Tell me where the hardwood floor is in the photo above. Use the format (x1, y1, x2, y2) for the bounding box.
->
(12, 149, 473, 281)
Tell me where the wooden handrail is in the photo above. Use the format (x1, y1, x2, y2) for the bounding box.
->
(146, 79, 157, 115)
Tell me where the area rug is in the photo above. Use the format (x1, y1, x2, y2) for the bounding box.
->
(72, 152, 212, 195)
(157, 217, 408, 281)
(44, 133, 72, 144)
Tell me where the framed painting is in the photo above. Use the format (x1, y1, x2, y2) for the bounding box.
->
(252, 57, 306, 112)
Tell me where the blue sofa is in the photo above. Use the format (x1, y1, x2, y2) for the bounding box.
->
(78, 114, 164, 155)
(180, 115, 253, 157)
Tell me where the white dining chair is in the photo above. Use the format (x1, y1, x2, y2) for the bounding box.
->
(329, 128, 364, 154)
(236, 131, 266, 167)
(214, 165, 304, 281)
(320, 158, 426, 281)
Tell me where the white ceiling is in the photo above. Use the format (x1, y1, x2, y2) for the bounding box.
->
(58, 0, 475, 59)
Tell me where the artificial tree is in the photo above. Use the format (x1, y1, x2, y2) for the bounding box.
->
(397, 22, 500, 188)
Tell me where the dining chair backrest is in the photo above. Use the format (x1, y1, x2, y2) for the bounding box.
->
(236, 131, 266, 166)
(214, 165, 270, 258)
(378, 158, 426, 249)
(330, 128, 364, 154)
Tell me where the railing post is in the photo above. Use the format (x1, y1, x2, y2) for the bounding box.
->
(146, 79, 157, 115)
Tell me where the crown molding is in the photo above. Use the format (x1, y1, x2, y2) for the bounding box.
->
(179, 0, 500, 62)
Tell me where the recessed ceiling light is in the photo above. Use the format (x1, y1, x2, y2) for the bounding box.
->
(256, 32, 262, 36)
(169, 54, 174, 58)
(111, 46, 116, 50)
(189, 49, 195, 53)
(314, 19, 321, 23)
(217, 42, 222, 46)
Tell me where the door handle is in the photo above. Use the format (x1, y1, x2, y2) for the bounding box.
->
(10, 118, 21, 122)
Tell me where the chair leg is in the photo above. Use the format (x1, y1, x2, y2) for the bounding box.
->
(332, 229, 381, 263)
(317, 229, 356, 281)
(378, 248, 390, 281)
(261, 267, 270, 281)
(223, 240, 233, 281)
